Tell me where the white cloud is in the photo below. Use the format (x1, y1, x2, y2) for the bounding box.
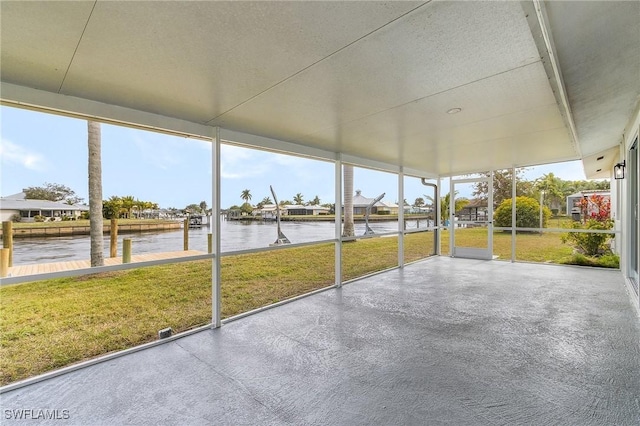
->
(132, 134, 184, 170)
(0, 137, 47, 171)
(221, 144, 271, 179)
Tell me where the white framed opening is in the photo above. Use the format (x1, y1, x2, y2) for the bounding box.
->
(449, 175, 493, 260)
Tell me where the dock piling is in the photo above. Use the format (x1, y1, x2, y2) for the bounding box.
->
(0, 248, 9, 277)
(123, 238, 132, 263)
(208, 233, 213, 254)
(110, 219, 118, 258)
(183, 219, 189, 251)
(2, 221, 13, 267)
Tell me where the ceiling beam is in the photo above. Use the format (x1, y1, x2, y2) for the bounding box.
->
(1, 82, 212, 140)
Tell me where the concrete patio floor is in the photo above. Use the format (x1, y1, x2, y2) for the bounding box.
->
(2, 257, 639, 425)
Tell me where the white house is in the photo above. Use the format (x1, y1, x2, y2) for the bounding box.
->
(0, 192, 89, 222)
(566, 190, 611, 221)
(256, 204, 330, 217)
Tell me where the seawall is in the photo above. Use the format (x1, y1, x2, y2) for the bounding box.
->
(2, 222, 182, 238)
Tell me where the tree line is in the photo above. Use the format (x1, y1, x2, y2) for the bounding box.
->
(231, 189, 329, 213)
(21, 182, 212, 219)
(471, 170, 609, 214)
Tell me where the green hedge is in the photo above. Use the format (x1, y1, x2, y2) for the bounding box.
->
(494, 196, 551, 228)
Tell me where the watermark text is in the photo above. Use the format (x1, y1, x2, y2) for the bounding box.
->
(4, 409, 70, 421)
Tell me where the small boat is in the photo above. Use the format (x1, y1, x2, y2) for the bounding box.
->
(188, 215, 203, 228)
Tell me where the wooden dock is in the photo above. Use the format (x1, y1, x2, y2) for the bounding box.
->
(5, 250, 206, 279)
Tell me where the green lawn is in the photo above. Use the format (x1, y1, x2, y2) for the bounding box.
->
(0, 227, 616, 385)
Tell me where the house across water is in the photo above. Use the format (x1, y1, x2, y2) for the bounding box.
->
(0, 192, 89, 222)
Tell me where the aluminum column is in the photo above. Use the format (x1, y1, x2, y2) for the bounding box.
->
(211, 127, 222, 328)
(398, 168, 404, 268)
(335, 156, 343, 287)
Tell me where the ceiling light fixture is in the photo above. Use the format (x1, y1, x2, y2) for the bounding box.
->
(446, 108, 462, 114)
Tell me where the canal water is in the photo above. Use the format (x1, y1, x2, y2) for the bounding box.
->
(13, 219, 433, 265)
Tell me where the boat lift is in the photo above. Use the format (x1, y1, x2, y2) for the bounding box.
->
(364, 193, 385, 235)
(269, 185, 291, 246)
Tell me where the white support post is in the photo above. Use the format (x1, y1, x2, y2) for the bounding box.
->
(511, 166, 517, 262)
(335, 156, 343, 288)
(449, 178, 454, 256)
(436, 177, 442, 255)
(212, 127, 222, 328)
(488, 170, 494, 258)
(398, 168, 405, 268)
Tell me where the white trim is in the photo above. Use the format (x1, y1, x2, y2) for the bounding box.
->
(511, 166, 517, 263)
(220, 129, 337, 162)
(530, 1, 582, 159)
(341, 154, 401, 174)
(403, 227, 438, 235)
(212, 127, 222, 328)
(436, 177, 442, 255)
(0, 83, 211, 139)
(335, 157, 343, 288)
(451, 176, 493, 260)
(398, 167, 404, 268)
(0, 253, 214, 286)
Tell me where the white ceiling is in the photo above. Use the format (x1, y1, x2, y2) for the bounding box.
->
(1, 1, 638, 178)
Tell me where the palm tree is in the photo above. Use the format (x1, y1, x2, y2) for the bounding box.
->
(293, 193, 304, 205)
(240, 189, 252, 204)
(102, 195, 122, 219)
(133, 198, 145, 219)
(535, 173, 563, 210)
(433, 192, 468, 222)
(342, 165, 355, 237)
(310, 195, 321, 206)
(88, 121, 103, 267)
(199, 201, 208, 213)
(121, 195, 135, 219)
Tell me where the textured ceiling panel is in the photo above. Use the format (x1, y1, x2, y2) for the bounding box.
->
(0, 1, 94, 92)
(213, 1, 541, 137)
(59, 1, 422, 123)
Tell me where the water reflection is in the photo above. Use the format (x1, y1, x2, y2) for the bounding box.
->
(12, 219, 432, 265)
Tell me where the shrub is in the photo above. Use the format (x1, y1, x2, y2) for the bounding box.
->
(561, 252, 619, 268)
(598, 253, 621, 268)
(562, 219, 613, 256)
(34, 215, 45, 222)
(562, 194, 613, 257)
(80, 212, 90, 220)
(10, 214, 21, 223)
(494, 196, 551, 228)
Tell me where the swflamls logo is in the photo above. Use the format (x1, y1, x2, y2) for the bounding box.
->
(4, 409, 70, 420)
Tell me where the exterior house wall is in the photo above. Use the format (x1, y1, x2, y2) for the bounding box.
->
(620, 101, 640, 310)
(611, 102, 640, 312)
(0, 209, 19, 222)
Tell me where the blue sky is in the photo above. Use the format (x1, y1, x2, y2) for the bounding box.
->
(1, 106, 590, 209)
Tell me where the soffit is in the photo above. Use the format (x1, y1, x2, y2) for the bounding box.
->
(544, 1, 640, 177)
